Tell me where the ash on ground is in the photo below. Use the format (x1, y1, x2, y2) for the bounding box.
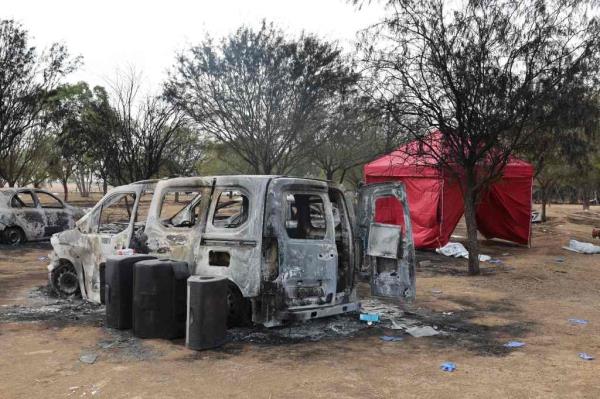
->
(0, 285, 103, 326)
(1, 286, 447, 349)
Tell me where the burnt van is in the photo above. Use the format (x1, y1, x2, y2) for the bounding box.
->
(48, 176, 415, 326)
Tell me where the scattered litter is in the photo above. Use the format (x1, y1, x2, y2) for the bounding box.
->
(531, 211, 542, 223)
(360, 299, 404, 320)
(487, 259, 503, 265)
(504, 341, 525, 348)
(442, 312, 454, 316)
(436, 242, 491, 262)
(437, 242, 468, 257)
(25, 349, 54, 355)
(568, 318, 589, 325)
(555, 257, 565, 263)
(502, 252, 511, 256)
(406, 326, 440, 337)
(360, 313, 379, 325)
(380, 335, 403, 342)
(418, 260, 432, 267)
(431, 289, 442, 295)
(79, 353, 98, 364)
(390, 318, 419, 330)
(37, 256, 49, 261)
(579, 352, 594, 361)
(563, 240, 600, 254)
(440, 362, 456, 372)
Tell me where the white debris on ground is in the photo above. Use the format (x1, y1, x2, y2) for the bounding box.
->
(360, 298, 443, 337)
(563, 239, 600, 254)
(436, 242, 492, 262)
(406, 326, 440, 337)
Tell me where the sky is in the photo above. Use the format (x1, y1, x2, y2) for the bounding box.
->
(2, 0, 386, 92)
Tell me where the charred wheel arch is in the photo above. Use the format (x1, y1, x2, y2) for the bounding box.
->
(50, 259, 81, 298)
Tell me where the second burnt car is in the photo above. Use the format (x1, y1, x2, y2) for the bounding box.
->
(48, 176, 415, 326)
(0, 188, 86, 245)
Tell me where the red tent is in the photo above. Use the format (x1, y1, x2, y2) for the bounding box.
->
(364, 137, 534, 249)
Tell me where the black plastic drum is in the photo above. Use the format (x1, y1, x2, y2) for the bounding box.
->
(105, 254, 156, 329)
(132, 259, 190, 339)
(186, 275, 228, 350)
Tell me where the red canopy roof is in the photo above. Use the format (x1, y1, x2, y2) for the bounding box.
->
(364, 136, 534, 249)
(366, 136, 534, 179)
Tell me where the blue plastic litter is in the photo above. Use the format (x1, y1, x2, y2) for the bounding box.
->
(488, 259, 503, 265)
(440, 362, 456, 372)
(380, 336, 403, 342)
(360, 313, 380, 323)
(568, 318, 589, 325)
(579, 352, 594, 361)
(504, 341, 525, 348)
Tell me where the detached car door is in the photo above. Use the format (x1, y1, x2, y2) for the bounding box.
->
(357, 182, 416, 300)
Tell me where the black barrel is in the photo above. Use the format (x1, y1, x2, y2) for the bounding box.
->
(105, 254, 156, 329)
(132, 259, 190, 339)
(186, 276, 228, 350)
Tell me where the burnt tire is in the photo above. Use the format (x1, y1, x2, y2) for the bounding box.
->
(226, 283, 251, 327)
(2, 226, 25, 246)
(50, 262, 81, 298)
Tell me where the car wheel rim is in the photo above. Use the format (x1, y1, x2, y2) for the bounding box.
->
(57, 270, 78, 295)
(5, 230, 22, 245)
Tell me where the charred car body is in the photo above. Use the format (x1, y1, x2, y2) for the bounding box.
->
(0, 188, 85, 245)
(48, 176, 415, 326)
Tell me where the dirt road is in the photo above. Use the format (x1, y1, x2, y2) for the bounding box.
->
(1, 204, 599, 398)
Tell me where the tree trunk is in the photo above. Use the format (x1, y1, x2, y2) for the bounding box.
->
(103, 178, 108, 195)
(463, 179, 480, 275)
(541, 197, 547, 222)
(62, 179, 68, 202)
(582, 187, 590, 210)
(325, 170, 335, 181)
(540, 184, 548, 222)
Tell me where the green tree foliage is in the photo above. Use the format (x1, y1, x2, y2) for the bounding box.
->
(165, 22, 358, 175)
(0, 19, 79, 184)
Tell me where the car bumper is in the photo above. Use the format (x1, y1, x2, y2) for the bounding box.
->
(278, 301, 360, 321)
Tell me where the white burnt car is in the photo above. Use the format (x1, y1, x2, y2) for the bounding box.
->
(0, 188, 85, 245)
(48, 176, 416, 326)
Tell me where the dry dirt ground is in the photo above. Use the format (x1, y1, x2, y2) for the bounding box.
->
(1, 204, 600, 398)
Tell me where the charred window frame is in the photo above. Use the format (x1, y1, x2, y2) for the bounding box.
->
(283, 192, 331, 240)
(35, 191, 65, 209)
(11, 191, 36, 208)
(210, 188, 250, 230)
(96, 192, 137, 235)
(157, 188, 206, 230)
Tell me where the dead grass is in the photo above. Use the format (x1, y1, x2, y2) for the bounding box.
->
(0, 204, 599, 398)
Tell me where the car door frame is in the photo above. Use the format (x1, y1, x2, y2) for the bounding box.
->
(10, 189, 46, 241)
(32, 190, 72, 237)
(265, 178, 339, 309)
(357, 182, 416, 300)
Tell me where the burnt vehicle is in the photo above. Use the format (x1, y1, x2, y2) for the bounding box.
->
(48, 176, 415, 326)
(0, 188, 85, 245)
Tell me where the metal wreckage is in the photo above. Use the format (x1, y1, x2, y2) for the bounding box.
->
(48, 176, 416, 327)
(0, 188, 85, 245)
